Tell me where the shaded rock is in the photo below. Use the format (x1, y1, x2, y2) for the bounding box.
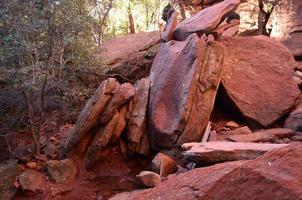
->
(217, 126, 252, 141)
(151, 153, 177, 177)
(173, 0, 240, 41)
(0, 160, 20, 200)
(19, 170, 44, 192)
(46, 159, 77, 183)
(201, 143, 302, 200)
(107, 44, 159, 83)
(110, 105, 128, 143)
(149, 33, 224, 149)
(127, 78, 150, 153)
(284, 104, 302, 131)
(136, 171, 161, 188)
(64, 78, 119, 154)
(221, 25, 239, 36)
(182, 141, 288, 163)
(137, 130, 150, 156)
(221, 36, 300, 127)
(100, 83, 135, 125)
(282, 32, 302, 58)
(163, 12, 179, 42)
(101, 31, 160, 65)
(227, 128, 295, 143)
(109, 160, 247, 200)
(85, 111, 120, 169)
(225, 121, 239, 129)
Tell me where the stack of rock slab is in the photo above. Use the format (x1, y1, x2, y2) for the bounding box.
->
(148, 0, 300, 150)
(64, 78, 151, 169)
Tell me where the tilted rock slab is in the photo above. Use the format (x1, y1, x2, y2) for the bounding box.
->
(148, 33, 224, 149)
(227, 128, 295, 143)
(221, 36, 300, 127)
(127, 78, 150, 154)
(100, 83, 135, 125)
(64, 78, 119, 154)
(182, 141, 288, 163)
(173, 0, 240, 41)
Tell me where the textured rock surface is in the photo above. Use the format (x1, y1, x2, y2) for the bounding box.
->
(269, 0, 302, 57)
(227, 128, 295, 143)
(64, 78, 119, 154)
(0, 160, 20, 200)
(46, 159, 77, 183)
(100, 83, 135, 125)
(221, 36, 299, 127)
(127, 78, 150, 153)
(101, 31, 160, 65)
(201, 143, 302, 200)
(149, 33, 224, 149)
(217, 126, 252, 141)
(19, 170, 44, 192)
(110, 144, 302, 200)
(173, 0, 240, 41)
(109, 161, 247, 200)
(182, 141, 288, 163)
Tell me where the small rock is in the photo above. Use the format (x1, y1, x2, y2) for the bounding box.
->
(151, 153, 177, 177)
(46, 159, 77, 183)
(137, 171, 161, 188)
(225, 121, 240, 129)
(26, 162, 38, 170)
(0, 160, 20, 199)
(19, 170, 44, 192)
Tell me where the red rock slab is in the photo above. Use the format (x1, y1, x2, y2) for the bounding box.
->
(221, 36, 300, 127)
(148, 33, 224, 149)
(227, 128, 295, 143)
(182, 141, 288, 163)
(173, 0, 240, 41)
(101, 31, 160, 65)
(64, 78, 119, 154)
(162, 12, 179, 42)
(201, 143, 302, 200)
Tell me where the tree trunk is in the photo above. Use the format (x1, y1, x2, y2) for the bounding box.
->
(129, 11, 135, 34)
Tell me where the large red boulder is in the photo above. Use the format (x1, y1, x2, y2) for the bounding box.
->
(148, 33, 224, 149)
(173, 0, 240, 41)
(221, 36, 300, 127)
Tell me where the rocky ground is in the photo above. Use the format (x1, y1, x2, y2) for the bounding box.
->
(1, 0, 302, 199)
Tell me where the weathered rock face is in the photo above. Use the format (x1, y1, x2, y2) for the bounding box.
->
(19, 170, 44, 192)
(46, 159, 77, 183)
(101, 31, 161, 65)
(173, 0, 240, 41)
(221, 36, 300, 127)
(109, 160, 247, 200)
(127, 78, 150, 154)
(227, 128, 295, 143)
(64, 78, 119, 154)
(110, 144, 302, 200)
(148, 33, 224, 149)
(182, 141, 288, 164)
(201, 143, 302, 200)
(269, 0, 302, 57)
